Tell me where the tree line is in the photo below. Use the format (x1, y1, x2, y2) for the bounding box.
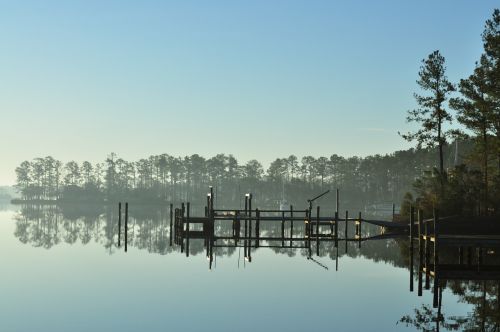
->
(401, 9, 500, 216)
(14, 143, 468, 208)
(14, 9, 500, 215)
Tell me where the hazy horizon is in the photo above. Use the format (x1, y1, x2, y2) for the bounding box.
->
(1, 1, 497, 185)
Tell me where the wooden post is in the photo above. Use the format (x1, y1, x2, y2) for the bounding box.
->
(248, 195, 253, 262)
(232, 213, 236, 238)
(244, 195, 248, 235)
(358, 212, 362, 249)
(281, 211, 285, 247)
(437, 284, 443, 326)
(209, 237, 213, 270)
(186, 202, 190, 257)
(174, 208, 178, 245)
(118, 202, 121, 247)
(307, 210, 312, 257)
(334, 211, 338, 248)
(237, 210, 241, 240)
(125, 202, 128, 252)
(418, 209, 423, 296)
(392, 203, 395, 221)
(206, 231, 210, 257)
(345, 210, 348, 254)
(290, 205, 294, 247)
(206, 195, 210, 217)
(305, 209, 309, 254)
(210, 186, 214, 215)
(432, 209, 439, 307)
(169, 203, 173, 246)
(410, 205, 415, 292)
(433, 278, 439, 308)
(336, 188, 339, 215)
(409, 206, 414, 240)
(180, 203, 185, 253)
(433, 209, 439, 271)
(316, 206, 320, 256)
(244, 195, 248, 258)
(248, 194, 252, 248)
(305, 209, 310, 238)
(410, 237, 414, 293)
(256, 208, 260, 248)
(424, 211, 430, 290)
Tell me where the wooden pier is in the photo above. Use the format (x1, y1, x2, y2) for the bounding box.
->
(164, 187, 408, 268)
(407, 206, 500, 309)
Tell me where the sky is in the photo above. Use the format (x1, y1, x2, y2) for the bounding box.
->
(0, 0, 498, 185)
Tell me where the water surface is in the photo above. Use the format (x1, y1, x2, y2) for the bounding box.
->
(1, 204, 493, 331)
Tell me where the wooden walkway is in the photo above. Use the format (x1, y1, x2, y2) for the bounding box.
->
(166, 187, 411, 267)
(406, 206, 500, 309)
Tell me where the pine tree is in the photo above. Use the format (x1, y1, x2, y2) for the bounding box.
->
(400, 50, 455, 177)
(450, 55, 494, 212)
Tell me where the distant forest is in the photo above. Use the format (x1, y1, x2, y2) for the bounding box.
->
(14, 142, 472, 208)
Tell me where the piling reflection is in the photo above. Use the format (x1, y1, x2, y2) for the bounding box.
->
(402, 207, 500, 331)
(12, 202, 500, 331)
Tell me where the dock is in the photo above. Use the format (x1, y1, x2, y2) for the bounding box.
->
(163, 187, 409, 268)
(406, 206, 500, 310)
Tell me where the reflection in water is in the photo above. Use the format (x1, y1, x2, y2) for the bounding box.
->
(12, 203, 500, 331)
(401, 218, 500, 331)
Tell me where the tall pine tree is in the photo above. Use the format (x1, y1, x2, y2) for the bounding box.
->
(450, 55, 494, 211)
(401, 50, 455, 178)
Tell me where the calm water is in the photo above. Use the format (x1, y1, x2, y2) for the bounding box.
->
(1, 203, 495, 332)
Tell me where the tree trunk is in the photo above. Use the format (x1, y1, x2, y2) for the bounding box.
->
(438, 142, 444, 174)
(437, 112, 444, 175)
(437, 114, 445, 199)
(483, 128, 488, 215)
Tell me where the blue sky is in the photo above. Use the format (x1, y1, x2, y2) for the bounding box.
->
(0, 1, 497, 184)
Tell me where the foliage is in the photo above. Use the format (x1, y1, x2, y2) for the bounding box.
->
(404, 9, 500, 215)
(413, 166, 482, 216)
(13, 144, 470, 207)
(400, 50, 455, 175)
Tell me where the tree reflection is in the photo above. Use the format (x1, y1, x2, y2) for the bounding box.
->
(14, 203, 500, 331)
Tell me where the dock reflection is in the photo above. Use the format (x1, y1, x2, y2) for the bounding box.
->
(12, 202, 500, 331)
(404, 207, 500, 331)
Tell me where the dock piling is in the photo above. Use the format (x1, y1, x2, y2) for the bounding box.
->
(418, 209, 423, 296)
(358, 212, 362, 248)
(281, 211, 285, 247)
(290, 205, 294, 247)
(118, 202, 121, 247)
(256, 209, 260, 247)
(125, 202, 128, 252)
(409, 206, 415, 292)
(316, 206, 320, 256)
(186, 202, 190, 257)
(345, 210, 348, 254)
(169, 203, 173, 246)
(334, 211, 338, 248)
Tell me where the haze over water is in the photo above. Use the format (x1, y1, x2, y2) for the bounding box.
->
(2, 2, 500, 331)
(0, 204, 481, 332)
